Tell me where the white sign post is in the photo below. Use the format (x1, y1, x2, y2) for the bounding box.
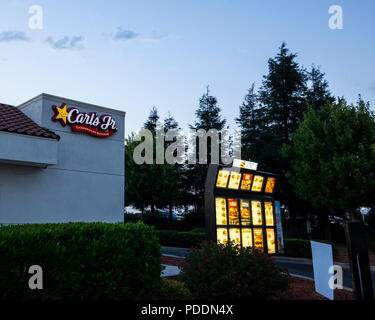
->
(310, 241, 334, 300)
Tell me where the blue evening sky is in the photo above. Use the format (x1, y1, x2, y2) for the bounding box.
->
(0, 0, 374, 136)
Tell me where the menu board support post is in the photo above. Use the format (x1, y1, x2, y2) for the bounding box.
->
(344, 221, 374, 300)
(204, 164, 220, 243)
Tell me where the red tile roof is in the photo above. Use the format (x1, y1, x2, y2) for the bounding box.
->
(0, 103, 60, 140)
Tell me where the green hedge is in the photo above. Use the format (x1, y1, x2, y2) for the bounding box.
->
(0, 222, 161, 300)
(155, 278, 193, 300)
(155, 230, 205, 248)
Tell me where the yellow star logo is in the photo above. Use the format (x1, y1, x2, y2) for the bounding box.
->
(55, 104, 68, 124)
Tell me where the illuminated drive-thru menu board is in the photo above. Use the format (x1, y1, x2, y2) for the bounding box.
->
(204, 161, 279, 254)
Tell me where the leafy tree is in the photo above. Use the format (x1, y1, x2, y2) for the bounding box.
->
(125, 108, 181, 222)
(282, 98, 375, 220)
(125, 134, 149, 217)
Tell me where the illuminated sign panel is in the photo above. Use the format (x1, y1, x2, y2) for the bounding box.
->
(242, 228, 252, 248)
(240, 173, 253, 190)
(265, 202, 274, 226)
(252, 201, 262, 226)
(216, 169, 230, 188)
(229, 228, 241, 246)
(266, 228, 276, 254)
(217, 228, 228, 245)
(240, 200, 250, 225)
(232, 159, 258, 170)
(251, 175, 264, 192)
(253, 228, 264, 249)
(227, 172, 241, 190)
(215, 197, 227, 225)
(52, 103, 117, 138)
(228, 198, 239, 225)
(206, 162, 280, 254)
(265, 177, 276, 193)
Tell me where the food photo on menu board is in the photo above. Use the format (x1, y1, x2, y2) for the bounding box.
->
(228, 199, 239, 225)
(251, 201, 263, 226)
(265, 202, 274, 226)
(265, 177, 276, 193)
(242, 228, 252, 248)
(251, 175, 264, 192)
(266, 228, 276, 253)
(253, 228, 264, 249)
(228, 172, 241, 189)
(216, 169, 230, 188)
(229, 228, 241, 246)
(240, 200, 251, 225)
(215, 197, 227, 225)
(240, 173, 253, 190)
(216, 228, 228, 245)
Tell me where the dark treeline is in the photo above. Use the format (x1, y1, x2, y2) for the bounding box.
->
(125, 42, 375, 238)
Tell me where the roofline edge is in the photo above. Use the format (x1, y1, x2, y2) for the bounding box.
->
(17, 93, 126, 116)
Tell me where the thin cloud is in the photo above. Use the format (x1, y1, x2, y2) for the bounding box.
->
(113, 28, 140, 41)
(111, 27, 167, 42)
(0, 31, 30, 43)
(142, 32, 168, 42)
(45, 35, 85, 50)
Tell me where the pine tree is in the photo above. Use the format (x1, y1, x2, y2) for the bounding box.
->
(258, 42, 308, 154)
(193, 86, 226, 131)
(144, 106, 159, 135)
(163, 112, 184, 221)
(235, 83, 264, 161)
(164, 112, 179, 131)
(187, 86, 227, 209)
(306, 65, 335, 111)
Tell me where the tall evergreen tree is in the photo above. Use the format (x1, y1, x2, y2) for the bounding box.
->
(258, 42, 308, 159)
(193, 86, 226, 131)
(163, 112, 184, 221)
(164, 112, 179, 131)
(235, 83, 264, 161)
(249, 43, 309, 221)
(144, 106, 159, 135)
(306, 65, 335, 110)
(187, 86, 227, 209)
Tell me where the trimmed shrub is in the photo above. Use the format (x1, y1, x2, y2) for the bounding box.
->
(155, 230, 205, 248)
(179, 241, 290, 300)
(155, 278, 193, 300)
(0, 222, 161, 300)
